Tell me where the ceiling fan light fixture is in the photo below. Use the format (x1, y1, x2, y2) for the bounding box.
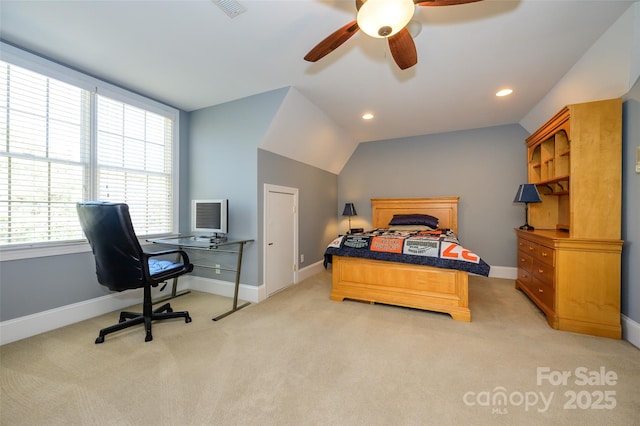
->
(356, 0, 415, 38)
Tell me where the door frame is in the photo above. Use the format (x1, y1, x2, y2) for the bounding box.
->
(263, 184, 299, 296)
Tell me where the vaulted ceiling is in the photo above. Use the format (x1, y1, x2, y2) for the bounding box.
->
(0, 0, 635, 143)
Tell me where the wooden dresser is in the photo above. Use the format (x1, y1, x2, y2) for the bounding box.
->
(515, 98, 623, 339)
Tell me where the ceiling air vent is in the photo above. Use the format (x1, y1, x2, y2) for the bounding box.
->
(211, 0, 246, 18)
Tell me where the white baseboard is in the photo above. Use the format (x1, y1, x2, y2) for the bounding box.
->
(489, 265, 517, 280)
(298, 260, 325, 283)
(0, 283, 184, 346)
(621, 314, 640, 349)
(185, 260, 324, 303)
(182, 275, 264, 303)
(4, 263, 636, 349)
(0, 265, 328, 346)
(0, 262, 513, 346)
(0, 277, 250, 346)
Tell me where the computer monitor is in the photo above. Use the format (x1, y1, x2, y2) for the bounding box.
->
(191, 199, 228, 237)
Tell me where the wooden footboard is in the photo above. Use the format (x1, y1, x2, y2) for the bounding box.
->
(330, 255, 470, 322)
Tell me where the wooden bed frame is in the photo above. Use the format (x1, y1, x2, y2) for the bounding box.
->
(329, 197, 471, 322)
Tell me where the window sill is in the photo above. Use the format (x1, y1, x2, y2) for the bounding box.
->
(0, 235, 167, 262)
(0, 241, 92, 261)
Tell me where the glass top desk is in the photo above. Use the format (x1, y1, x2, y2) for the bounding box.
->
(147, 236, 253, 320)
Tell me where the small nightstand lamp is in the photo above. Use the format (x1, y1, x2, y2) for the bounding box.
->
(514, 184, 542, 230)
(342, 202, 358, 234)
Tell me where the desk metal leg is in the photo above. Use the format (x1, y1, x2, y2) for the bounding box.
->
(213, 242, 250, 321)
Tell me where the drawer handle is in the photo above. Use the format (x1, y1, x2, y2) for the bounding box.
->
(542, 252, 548, 257)
(529, 246, 535, 251)
(538, 268, 544, 273)
(538, 288, 543, 293)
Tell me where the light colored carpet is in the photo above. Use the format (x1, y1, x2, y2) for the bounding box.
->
(1, 270, 639, 425)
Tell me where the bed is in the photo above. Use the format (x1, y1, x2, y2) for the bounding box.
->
(324, 197, 489, 322)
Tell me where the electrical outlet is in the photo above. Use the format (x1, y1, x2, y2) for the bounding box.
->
(215, 264, 221, 274)
(300, 254, 304, 263)
(636, 147, 640, 174)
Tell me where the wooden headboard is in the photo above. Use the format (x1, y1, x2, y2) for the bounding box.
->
(371, 197, 459, 233)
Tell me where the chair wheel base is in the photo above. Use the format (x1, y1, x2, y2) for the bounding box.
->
(94, 305, 191, 344)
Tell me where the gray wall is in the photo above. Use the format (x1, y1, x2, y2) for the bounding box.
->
(186, 88, 288, 286)
(0, 252, 108, 321)
(337, 124, 529, 267)
(622, 79, 640, 323)
(257, 149, 338, 282)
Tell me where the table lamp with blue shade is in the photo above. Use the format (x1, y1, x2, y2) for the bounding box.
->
(514, 184, 542, 230)
(342, 202, 358, 234)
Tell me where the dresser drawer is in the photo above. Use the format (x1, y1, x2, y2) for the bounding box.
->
(533, 262, 554, 288)
(518, 239, 536, 254)
(517, 250, 532, 284)
(517, 267, 532, 285)
(518, 250, 533, 272)
(531, 277, 555, 312)
(534, 244, 554, 266)
(520, 237, 555, 267)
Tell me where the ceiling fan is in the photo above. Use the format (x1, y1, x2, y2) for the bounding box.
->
(304, 0, 482, 70)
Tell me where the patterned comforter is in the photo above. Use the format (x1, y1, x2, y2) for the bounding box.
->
(324, 228, 490, 277)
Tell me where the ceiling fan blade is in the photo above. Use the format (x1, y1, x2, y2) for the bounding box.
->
(388, 28, 417, 70)
(304, 20, 360, 62)
(415, 0, 482, 6)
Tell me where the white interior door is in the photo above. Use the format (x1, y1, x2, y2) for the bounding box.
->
(264, 184, 298, 296)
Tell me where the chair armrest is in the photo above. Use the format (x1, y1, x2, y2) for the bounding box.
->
(142, 249, 192, 284)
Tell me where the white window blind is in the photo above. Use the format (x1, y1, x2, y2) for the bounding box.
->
(96, 96, 173, 235)
(0, 63, 90, 245)
(0, 59, 176, 247)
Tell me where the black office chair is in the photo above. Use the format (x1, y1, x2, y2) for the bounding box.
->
(77, 202, 193, 343)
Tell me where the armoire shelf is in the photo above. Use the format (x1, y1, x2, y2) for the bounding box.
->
(537, 175, 570, 196)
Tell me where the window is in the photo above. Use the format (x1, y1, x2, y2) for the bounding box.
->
(95, 96, 174, 236)
(0, 48, 178, 249)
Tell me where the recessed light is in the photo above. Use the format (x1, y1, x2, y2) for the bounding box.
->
(362, 113, 374, 120)
(496, 89, 513, 97)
